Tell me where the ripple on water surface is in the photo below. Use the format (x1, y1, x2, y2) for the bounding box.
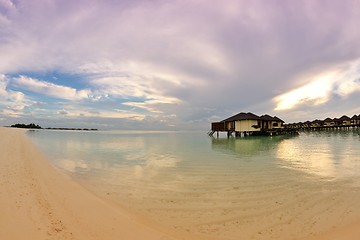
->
(27, 130, 360, 239)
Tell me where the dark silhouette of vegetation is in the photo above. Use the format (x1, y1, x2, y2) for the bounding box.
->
(10, 123, 98, 131)
(11, 123, 42, 129)
(45, 127, 98, 131)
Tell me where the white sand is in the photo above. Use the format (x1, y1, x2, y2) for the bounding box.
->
(0, 127, 184, 240)
(1, 127, 360, 240)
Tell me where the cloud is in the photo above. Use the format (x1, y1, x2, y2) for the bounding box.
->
(274, 72, 335, 110)
(1, 0, 360, 128)
(58, 110, 68, 115)
(11, 75, 91, 100)
(53, 105, 146, 120)
(122, 98, 180, 113)
(335, 61, 360, 97)
(274, 59, 360, 111)
(33, 101, 45, 106)
(0, 74, 29, 115)
(77, 61, 186, 115)
(0, 74, 8, 96)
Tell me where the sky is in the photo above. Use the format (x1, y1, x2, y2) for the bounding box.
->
(1, 0, 360, 130)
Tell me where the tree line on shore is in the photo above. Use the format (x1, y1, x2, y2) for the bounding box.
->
(10, 123, 98, 131)
(11, 123, 42, 129)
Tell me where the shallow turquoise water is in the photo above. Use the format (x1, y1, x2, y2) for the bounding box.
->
(27, 129, 360, 239)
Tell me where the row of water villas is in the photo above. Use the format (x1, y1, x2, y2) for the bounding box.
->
(285, 114, 360, 130)
(209, 112, 360, 138)
(209, 112, 295, 137)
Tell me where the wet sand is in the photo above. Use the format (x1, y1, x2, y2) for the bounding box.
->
(0, 127, 181, 240)
(1, 127, 360, 240)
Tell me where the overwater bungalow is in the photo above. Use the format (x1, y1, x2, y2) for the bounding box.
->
(303, 121, 312, 128)
(333, 118, 342, 126)
(210, 111, 360, 137)
(209, 112, 288, 137)
(211, 112, 261, 134)
(260, 115, 285, 129)
(323, 117, 334, 127)
(354, 115, 360, 125)
(311, 120, 323, 128)
(288, 123, 295, 129)
(351, 115, 358, 125)
(273, 116, 285, 128)
(339, 115, 351, 125)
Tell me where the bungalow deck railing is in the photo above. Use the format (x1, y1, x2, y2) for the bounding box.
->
(211, 122, 236, 131)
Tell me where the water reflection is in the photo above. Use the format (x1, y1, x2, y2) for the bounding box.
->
(211, 135, 292, 156)
(28, 130, 360, 183)
(126, 153, 180, 179)
(277, 131, 360, 179)
(26, 130, 360, 239)
(56, 158, 89, 173)
(276, 138, 336, 178)
(27, 130, 183, 181)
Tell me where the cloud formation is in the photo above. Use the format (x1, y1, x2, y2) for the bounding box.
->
(12, 76, 91, 100)
(0, 74, 29, 116)
(275, 60, 360, 111)
(1, 0, 360, 128)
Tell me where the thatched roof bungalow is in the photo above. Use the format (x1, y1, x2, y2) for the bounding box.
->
(333, 118, 342, 126)
(323, 117, 334, 126)
(339, 115, 351, 125)
(211, 112, 284, 133)
(311, 120, 323, 127)
(222, 112, 262, 132)
(260, 114, 284, 129)
(211, 112, 261, 132)
(351, 115, 359, 125)
(273, 116, 285, 129)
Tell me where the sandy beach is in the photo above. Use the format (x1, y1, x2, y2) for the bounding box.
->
(0, 127, 184, 240)
(1, 127, 360, 240)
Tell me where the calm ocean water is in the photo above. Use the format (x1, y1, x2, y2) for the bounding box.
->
(27, 129, 360, 239)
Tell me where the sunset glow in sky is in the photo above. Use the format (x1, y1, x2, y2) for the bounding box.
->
(1, 0, 360, 129)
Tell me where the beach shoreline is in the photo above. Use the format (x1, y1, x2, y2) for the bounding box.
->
(0, 127, 187, 240)
(1, 127, 360, 240)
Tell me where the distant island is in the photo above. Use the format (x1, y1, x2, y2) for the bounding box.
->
(11, 123, 42, 129)
(10, 123, 98, 131)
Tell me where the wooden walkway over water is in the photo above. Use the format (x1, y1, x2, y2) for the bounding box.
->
(209, 124, 360, 138)
(287, 124, 360, 131)
(208, 128, 299, 138)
